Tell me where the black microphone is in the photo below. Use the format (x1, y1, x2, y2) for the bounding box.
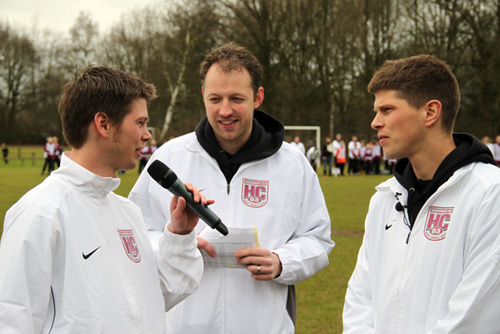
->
(395, 202, 404, 212)
(147, 160, 228, 236)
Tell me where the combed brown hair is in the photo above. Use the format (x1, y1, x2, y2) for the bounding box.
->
(368, 55, 460, 134)
(58, 66, 157, 148)
(200, 42, 262, 96)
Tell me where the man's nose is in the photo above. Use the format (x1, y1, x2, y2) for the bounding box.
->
(220, 100, 233, 117)
(143, 127, 152, 142)
(371, 113, 383, 130)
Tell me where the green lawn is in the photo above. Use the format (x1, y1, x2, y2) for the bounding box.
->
(0, 146, 391, 333)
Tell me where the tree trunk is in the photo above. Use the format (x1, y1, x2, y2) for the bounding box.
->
(159, 27, 191, 142)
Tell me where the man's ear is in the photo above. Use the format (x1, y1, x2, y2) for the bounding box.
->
(254, 87, 264, 108)
(94, 112, 110, 138)
(424, 100, 442, 128)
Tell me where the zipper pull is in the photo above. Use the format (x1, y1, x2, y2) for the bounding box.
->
(227, 184, 230, 194)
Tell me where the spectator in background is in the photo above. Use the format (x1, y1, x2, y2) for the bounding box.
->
(138, 140, 158, 174)
(41, 136, 55, 175)
(359, 140, 367, 174)
(138, 143, 151, 174)
(348, 135, 361, 175)
(371, 139, 382, 174)
(332, 134, 342, 166)
(1, 143, 8, 164)
(387, 157, 397, 174)
(322, 137, 333, 177)
(53, 136, 62, 168)
(290, 136, 306, 155)
(363, 141, 373, 175)
(150, 140, 158, 155)
(494, 135, 500, 166)
(335, 140, 346, 176)
(482, 136, 494, 156)
(306, 144, 321, 171)
(2, 143, 8, 164)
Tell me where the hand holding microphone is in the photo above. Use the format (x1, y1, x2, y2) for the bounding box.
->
(168, 182, 208, 235)
(148, 160, 229, 236)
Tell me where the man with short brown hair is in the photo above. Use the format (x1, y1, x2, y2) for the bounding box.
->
(0, 66, 207, 333)
(343, 55, 500, 333)
(130, 42, 334, 333)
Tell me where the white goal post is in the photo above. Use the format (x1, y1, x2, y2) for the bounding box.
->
(284, 125, 321, 151)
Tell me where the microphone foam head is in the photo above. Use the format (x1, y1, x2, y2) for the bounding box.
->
(147, 160, 177, 187)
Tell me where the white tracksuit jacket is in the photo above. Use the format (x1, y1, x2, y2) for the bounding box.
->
(0, 153, 203, 333)
(343, 162, 500, 333)
(129, 132, 334, 334)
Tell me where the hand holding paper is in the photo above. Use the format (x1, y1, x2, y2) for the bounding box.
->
(234, 247, 283, 281)
(197, 226, 259, 269)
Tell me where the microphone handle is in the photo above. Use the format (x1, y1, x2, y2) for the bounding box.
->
(169, 180, 228, 235)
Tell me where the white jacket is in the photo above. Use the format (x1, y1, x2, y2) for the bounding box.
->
(129, 132, 334, 334)
(343, 162, 500, 333)
(0, 153, 203, 333)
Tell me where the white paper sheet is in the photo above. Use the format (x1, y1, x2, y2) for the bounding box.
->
(197, 226, 260, 269)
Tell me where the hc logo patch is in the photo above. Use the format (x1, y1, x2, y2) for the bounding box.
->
(118, 229, 141, 263)
(241, 178, 269, 208)
(423, 206, 454, 241)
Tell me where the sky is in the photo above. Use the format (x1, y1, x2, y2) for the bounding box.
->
(0, 0, 160, 34)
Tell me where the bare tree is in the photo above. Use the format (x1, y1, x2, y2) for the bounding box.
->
(221, 0, 369, 138)
(159, 23, 192, 141)
(3, 0, 500, 143)
(102, 6, 162, 76)
(154, 0, 221, 141)
(404, 0, 469, 65)
(313, 0, 366, 138)
(458, 0, 500, 135)
(24, 29, 68, 142)
(219, 0, 292, 121)
(66, 12, 100, 69)
(0, 22, 38, 142)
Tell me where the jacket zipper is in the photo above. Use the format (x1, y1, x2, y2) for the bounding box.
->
(405, 188, 416, 244)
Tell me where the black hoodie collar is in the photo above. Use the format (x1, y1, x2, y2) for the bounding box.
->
(195, 109, 284, 183)
(394, 133, 497, 227)
(395, 133, 496, 190)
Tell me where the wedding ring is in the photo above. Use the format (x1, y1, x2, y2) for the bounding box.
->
(257, 265, 261, 275)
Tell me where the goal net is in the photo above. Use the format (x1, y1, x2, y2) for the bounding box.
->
(284, 125, 321, 152)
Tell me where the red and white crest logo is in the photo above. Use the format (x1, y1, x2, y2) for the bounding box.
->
(118, 229, 141, 263)
(241, 178, 269, 208)
(423, 206, 454, 241)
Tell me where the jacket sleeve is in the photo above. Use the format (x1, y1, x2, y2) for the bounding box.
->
(342, 235, 375, 334)
(427, 186, 500, 334)
(156, 228, 203, 312)
(0, 210, 57, 333)
(272, 167, 335, 285)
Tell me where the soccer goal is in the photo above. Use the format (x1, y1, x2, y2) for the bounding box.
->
(284, 125, 321, 150)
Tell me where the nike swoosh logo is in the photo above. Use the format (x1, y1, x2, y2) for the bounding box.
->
(385, 224, 392, 230)
(82, 246, 101, 260)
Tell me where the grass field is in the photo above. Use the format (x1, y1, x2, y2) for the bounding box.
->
(0, 146, 391, 333)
